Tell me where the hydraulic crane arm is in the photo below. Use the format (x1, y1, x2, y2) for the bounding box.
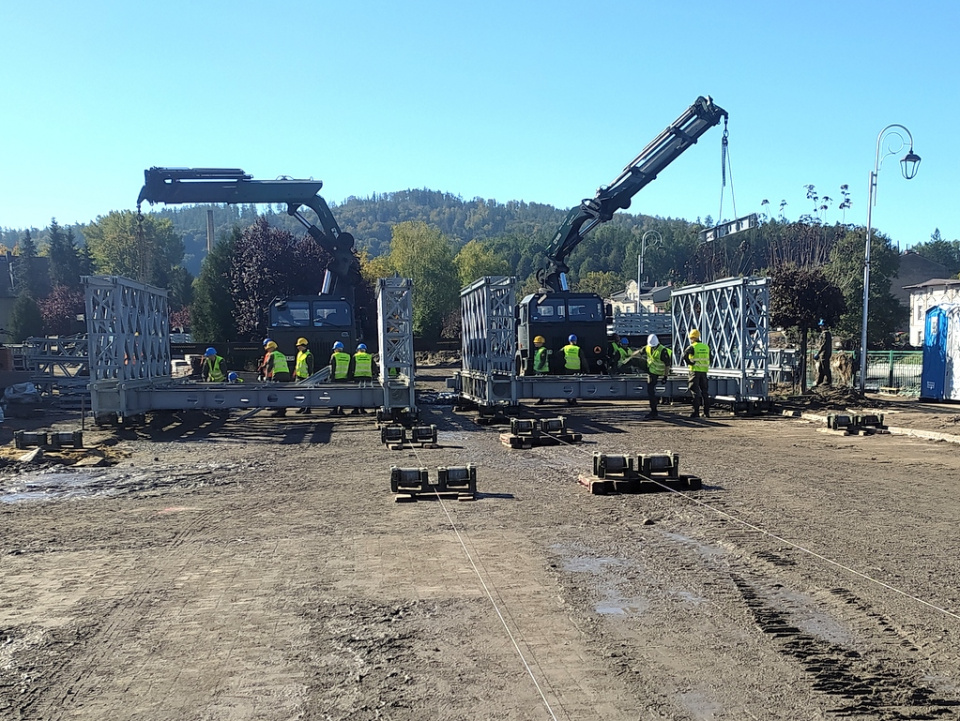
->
(539, 96, 728, 292)
(137, 167, 360, 293)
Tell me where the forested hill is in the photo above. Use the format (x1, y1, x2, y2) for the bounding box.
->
(151, 189, 702, 282)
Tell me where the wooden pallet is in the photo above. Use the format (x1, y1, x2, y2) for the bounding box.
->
(499, 432, 582, 449)
(578, 473, 702, 495)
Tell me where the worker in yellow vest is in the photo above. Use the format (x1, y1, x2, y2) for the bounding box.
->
(263, 340, 291, 417)
(349, 343, 376, 415)
(642, 334, 672, 420)
(294, 337, 315, 415)
(682, 329, 710, 418)
(560, 334, 588, 406)
(329, 341, 351, 415)
(200, 347, 226, 382)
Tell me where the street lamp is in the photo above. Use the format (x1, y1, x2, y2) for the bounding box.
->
(638, 230, 662, 303)
(859, 124, 921, 393)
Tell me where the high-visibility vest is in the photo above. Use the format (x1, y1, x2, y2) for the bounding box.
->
(534, 346, 550, 373)
(644, 345, 671, 376)
(271, 350, 289, 375)
(353, 351, 373, 378)
(611, 342, 629, 365)
(295, 349, 313, 379)
(205, 355, 225, 382)
(331, 351, 351, 380)
(689, 342, 710, 373)
(562, 344, 581, 371)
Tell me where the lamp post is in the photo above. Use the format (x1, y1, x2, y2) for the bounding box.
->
(859, 124, 921, 393)
(638, 230, 662, 305)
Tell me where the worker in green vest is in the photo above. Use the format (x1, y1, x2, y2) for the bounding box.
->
(201, 347, 226, 382)
(533, 335, 552, 375)
(682, 329, 711, 418)
(263, 340, 291, 417)
(329, 341, 351, 380)
(349, 343, 375, 415)
(294, 337, 315, 415)
(561, 334, 588, 406)
(642, 333, 672, 420)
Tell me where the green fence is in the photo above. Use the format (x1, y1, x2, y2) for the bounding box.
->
(806, 350, 923, 396)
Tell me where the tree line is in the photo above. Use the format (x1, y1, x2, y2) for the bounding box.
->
(3, 187, 958, 348)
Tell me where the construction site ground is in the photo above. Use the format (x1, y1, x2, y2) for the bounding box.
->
(3, 366, 960, 720)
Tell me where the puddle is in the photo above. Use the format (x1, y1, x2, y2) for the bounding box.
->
(1, 468, 120, 503)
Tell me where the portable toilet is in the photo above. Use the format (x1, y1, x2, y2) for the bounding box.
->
(920, 304, 960, 401)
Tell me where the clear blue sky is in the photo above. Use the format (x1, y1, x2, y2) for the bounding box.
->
(2, 0, 957, 250)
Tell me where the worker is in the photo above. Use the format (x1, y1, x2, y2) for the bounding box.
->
(642, 333, 672, 420)
(329, 341, 351, 381)
(227, 371, 243, 384)
(561, 334, 588, 405)
(263, 340, 290, 416)
(329, 341, 351, 415)
(682, 329, 710, 418)
(294, 337, 314, 415)
(533, 335, 551, 375)
(814, 319, 833, 386)
(532, 335, 551, 405)
(352, 343, 376, 381)
(257, 338, 273, 381)
(200, 347, 226, 382)
(350, 343, 376, 414)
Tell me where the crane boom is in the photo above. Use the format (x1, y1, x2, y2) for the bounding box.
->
(137, 167, 360, 294)
(539, 96, 728, 292)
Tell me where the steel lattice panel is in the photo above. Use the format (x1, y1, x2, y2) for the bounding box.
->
(671, 276, 769, 400)
(84, 276, 171, 384)
(460, 276, 516, 376)
(377, 277, 416, 412)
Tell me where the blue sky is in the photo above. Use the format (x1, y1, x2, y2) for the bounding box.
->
(1, 0, 957, 251)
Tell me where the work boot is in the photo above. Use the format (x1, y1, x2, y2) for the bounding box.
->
(703, 408, 710, 418)
(567, 398, 578, 406)
(534, 398, 544, 406)
(689, 410, 700, 418)
(295, 407, 306, 415)
(272, 408, 287, 417)
(643, 411, 658, 420)
(303, 407, 312, 415)
(350, 407, 361, 415)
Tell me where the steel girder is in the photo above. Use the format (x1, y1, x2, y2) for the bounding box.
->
(671, 276, 769, 401)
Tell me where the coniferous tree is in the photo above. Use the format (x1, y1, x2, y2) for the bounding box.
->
(10, 292, 44, 341)
(47, 218, 83, 289)
(13, 230, 43, 297)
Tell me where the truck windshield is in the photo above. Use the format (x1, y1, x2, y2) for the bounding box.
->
(567, 298, 604, 321)
(271, 301, 311, 327)
(313, 300, 352, 327)
(530, 297, 567, 323)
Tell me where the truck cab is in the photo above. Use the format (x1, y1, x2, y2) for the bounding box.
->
(516, 291, 611, 375)
(268, 295, 357, 358)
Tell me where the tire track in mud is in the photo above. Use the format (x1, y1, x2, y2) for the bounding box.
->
(732, 573, 960, 719)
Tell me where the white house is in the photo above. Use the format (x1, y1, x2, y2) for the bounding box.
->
(903, 278, 960, 346)
(608, 280, 672, 314)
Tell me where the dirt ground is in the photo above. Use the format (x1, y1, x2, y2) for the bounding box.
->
(3, 368, 960, 721)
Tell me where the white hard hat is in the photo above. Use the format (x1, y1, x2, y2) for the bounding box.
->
(647, 334, 659, 346)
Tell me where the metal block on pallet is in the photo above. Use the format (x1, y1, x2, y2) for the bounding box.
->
(593, 452, 632, 479)
(826, 413, 853, 431)
(381, 425, 406, 446)
(437, 464, 477, 495)
(390, 466, 429, 493)
(637, 452, 680, 478)
(14, 431, 48, 450)
(409, 425, 438, 445)
(48, 431, 84, 449)
(855, 413, 886, 429)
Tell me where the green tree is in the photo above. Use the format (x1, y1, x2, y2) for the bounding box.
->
(46, 218, 83, 289)
(9, 292, 44, 341)
(825, 228, 906, 347)
(192, 229, 239, 343)
(83, 211, 185, 287)
(574, 271, 624, 299)
(770, 265, 846, 392)
(454, 240, 511, 287)
(388, 221, 458, 341)
(13, 229, 43, 297)
(910, 228, 960, 276)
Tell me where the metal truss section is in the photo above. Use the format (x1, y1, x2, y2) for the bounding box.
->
(377, 277, 416, 413)
(459, 277, 517, 406)
(24, 335, 90, 405)
(671, 276, 769, 400)
(85, 275, 171, 382)
(460, 277, 516, 375)
(84, 276, 171, 418)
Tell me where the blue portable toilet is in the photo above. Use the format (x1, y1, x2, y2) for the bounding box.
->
(920, 304, 960, 401)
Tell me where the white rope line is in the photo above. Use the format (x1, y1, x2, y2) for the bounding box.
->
(534, 419, 960, 623)
(404, 443, 563, 721)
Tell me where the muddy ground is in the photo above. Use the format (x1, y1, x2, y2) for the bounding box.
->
(2, 368, 960, 720)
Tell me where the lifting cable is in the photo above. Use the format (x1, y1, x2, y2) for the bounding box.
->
(522, 417, 960, 624)
(404, 442, 564, 721)
(717, 116, 738, 227)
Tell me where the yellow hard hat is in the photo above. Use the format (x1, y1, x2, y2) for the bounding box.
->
(296, 337, 308, 346)
(265, 340, 278, 351)
(534, 335, 545, 344)
(689, 329, 701, 340)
